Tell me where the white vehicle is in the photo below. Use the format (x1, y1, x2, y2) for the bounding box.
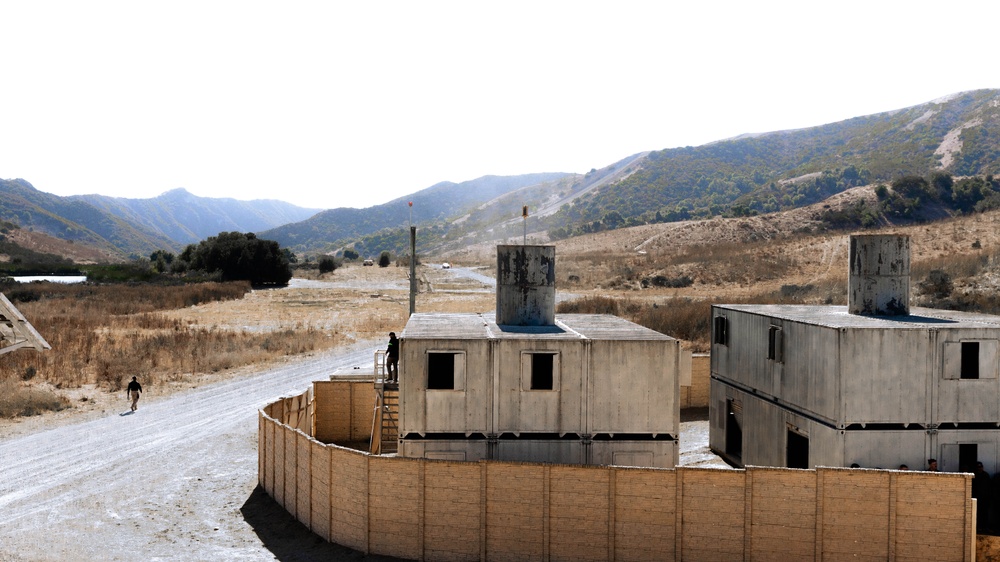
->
(441, 262, 451, 269)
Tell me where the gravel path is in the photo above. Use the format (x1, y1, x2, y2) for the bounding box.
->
(0, 341, 397, 562)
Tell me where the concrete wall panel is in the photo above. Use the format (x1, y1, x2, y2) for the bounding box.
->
(273, 423, 286, 507)
(749, 468, 816, 561)
(680, 468, 746, 560)
(369, 456, 422, 560)
(549, 466, 610, 561)
(329, 445, 368, 552)
(614, 468, 677, 562)
(263, 414, 275, 495)
(423, 461, 482, 561)
(400, 339, 491, 435)
(283, 425, 297, 517)
(841, 329, 932, 424)
(495, 339, 587, 435)
(590, 340, 677, 434)
(310, 441, 332, 542)
(295, 431, 311, 528)
(820, 469, 891, 561)
(485, 462, 545, 561)
(895, 472, 969, 562)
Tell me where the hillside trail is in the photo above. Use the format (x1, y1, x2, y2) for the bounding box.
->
(0, 341, 402, 562)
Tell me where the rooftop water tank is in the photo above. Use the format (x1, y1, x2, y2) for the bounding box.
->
(848, 234, 910, 316)
(496, 245, 556, 326)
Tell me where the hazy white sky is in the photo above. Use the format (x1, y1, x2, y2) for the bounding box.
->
(1, 1, 997, 210)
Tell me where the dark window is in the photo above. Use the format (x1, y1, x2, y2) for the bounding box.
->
(427, 352, 456, 389)
(714, 316, 728, 346)
(787, 430, 809, 469)
(725, 399, 742, 462)
(768, 325, 782, 362)
(531, 353, 554, 390)
(961, 342, 980, 379)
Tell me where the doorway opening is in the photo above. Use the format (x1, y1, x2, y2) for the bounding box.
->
(725, 399, 743, 463)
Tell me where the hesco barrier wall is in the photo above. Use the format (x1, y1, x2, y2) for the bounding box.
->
(260, 383, 976, 562)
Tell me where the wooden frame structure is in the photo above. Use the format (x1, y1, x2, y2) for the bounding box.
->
(0, 293, 50, 356)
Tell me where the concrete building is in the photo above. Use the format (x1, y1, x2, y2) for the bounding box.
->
(396, 245, 688, 468)
(710, 234, 1000, 473)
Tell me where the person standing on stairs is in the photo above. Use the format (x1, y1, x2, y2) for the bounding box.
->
(386, 332, 399, 383)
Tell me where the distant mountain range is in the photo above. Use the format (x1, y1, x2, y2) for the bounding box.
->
(275, 89, 1000, 257)
(2, 89, 999, 261)
(0, 180, 321, 256)
(73, 188, 321, 248)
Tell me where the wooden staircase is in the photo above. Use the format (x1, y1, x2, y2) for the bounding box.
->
(370, 384, 399, 455)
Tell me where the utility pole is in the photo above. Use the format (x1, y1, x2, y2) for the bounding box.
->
(522, 205, 528, 245)
(409, 226, 416, 316)
(409, 201, 416, 316)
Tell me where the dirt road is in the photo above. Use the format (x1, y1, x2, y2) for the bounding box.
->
(0, 265, 723, 561)
(0, 342, 399, 562)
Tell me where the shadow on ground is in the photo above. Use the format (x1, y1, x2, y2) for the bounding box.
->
(240, 485, 401, 561)
(681, 406, 708, 422)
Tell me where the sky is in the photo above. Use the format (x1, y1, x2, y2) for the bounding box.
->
(1, 1, 997, 211)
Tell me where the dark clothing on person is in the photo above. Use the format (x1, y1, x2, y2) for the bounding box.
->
(974, 464, 992, 531)
(386, 333, 399, 382)
(126, 377, 142, 412)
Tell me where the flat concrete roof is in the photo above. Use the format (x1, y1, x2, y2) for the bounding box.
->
(714, 304, 1000, 329)
(401, 312, 675, 341)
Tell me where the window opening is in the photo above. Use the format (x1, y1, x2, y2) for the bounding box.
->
(768, 325, 783, 362)
(530, 353, 554, 390)
(961, 342, 980, 379)
(786, 430, 809, 469)
(714, 316, 728, 346)
(427, 352, 457, 390)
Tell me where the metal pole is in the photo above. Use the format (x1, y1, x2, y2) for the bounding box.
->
(522, 205, 528, 245)
(409, 226, 416, 316)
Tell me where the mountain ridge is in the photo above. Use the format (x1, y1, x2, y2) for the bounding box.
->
(3, 89, 999, 261)
(71, 188, 322, 247)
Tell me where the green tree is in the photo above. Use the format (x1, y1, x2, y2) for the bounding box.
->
(378, 251, 392, 268)
(601, 210, 624, 230)
(181, 231, 292, 285)
(318, 256, 337, 274)
(149, 249, 174, 273)
(930, 172, 954, 200)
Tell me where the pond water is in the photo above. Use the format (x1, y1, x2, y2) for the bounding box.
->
(10, 276, 88, 284)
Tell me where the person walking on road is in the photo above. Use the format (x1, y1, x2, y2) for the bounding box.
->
(126, 376, 142, 412)
(386, 332, 399, 383)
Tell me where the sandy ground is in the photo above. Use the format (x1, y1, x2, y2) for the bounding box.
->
(0, 265, 724, 562)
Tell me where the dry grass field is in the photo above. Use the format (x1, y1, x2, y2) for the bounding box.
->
(446, 189, 1000, 350)
(5, 193, 1000, 423)
(0, 263, 493, 422)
